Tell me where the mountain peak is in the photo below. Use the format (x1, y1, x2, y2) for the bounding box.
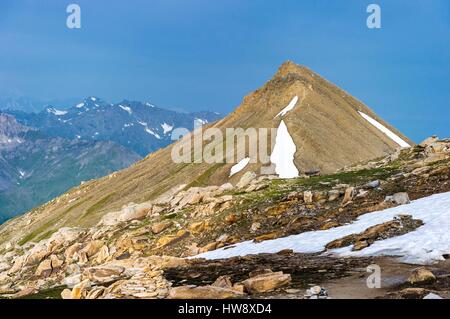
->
(275, 60, 310, 78)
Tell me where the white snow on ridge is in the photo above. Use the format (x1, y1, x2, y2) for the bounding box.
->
(358, 111, 410, 148)
(47, 108, 68, 116)
(229, 157, 251, 177)
(275, 96, 298, 118)
(145, 128, 161, 139)
(196, 191, 450, 265)
(161, 123, 174, 134)
(76, 103, 85, 108)
(270, 120, 299, 179)
(119, 105, 133, 115)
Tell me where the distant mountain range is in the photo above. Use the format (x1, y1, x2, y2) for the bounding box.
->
(0, 113, 141, 223)
(0, 98, 222, 222)
(5, 97, 221, 156)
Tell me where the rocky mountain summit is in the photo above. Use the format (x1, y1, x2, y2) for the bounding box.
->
(0, 137, 449, 299)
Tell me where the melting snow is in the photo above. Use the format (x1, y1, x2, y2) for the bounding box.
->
(275, 96, 299, 118)
(229, 157, 251, 177)
(145, 102, 155, 108)
(358, 111, 410, 148)
(119, 105, 133, 115)
(47, 108, 68, 116)
(197, 191, 450, 265)
(145, 128, 161, 139)
(161, 123, 174, 134)
(76, 103, 85, 108)
(270, 120, 299, 178)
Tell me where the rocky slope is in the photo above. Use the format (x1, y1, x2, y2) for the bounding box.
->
(0, 61, 413, 244)
(0, 113, 141, 222)
(6, 97, 221, 157)
(0, 136, 448, 299)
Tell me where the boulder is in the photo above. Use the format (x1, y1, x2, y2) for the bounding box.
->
(84, 265, 125, 283)
(151, 221, 173, 234)
(385, 192, 410, 205)
(408, 268, 436, 285)
(236, 171, 257, 189)
(63, 274, 82, 288)
(303, 191, 313, 204)
(82, 240, 104, 258)
(157, 230, 190, 247)
(242, 271, 291, 293)
(341, 187, 355, 205)
(168, 285, 244, 299)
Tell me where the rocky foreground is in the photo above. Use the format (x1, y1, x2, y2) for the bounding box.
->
(0, 137, 449, 299)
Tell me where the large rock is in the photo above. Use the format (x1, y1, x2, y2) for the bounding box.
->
(385, 192, 410, 205)
(100, 202, 152, 226)
(236, 171, 257, 189)
(241, 271, 291, 293)
(168, 285, 244, 299)
(151, 221, 173, 234)
(84, 265, 125, 283)
(407, 268, 436, 285)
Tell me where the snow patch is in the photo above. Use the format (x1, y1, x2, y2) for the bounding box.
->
(47, 108, 68, 116)
(275, 96, 298, 118)
(358, 111, 410, 148)
(270, 120, 299, 178)
(76, 103, 85, 108)
(145, 128, 161, 139)
(229, 157, 250, 177)
(196, 191, 450, 265)
(119, 105, 133, 115)
(161, 123, 174, 134)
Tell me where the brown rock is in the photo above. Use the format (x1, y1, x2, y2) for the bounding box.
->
(408, 268, 436, 285)
(242, 271, 291, 293)
(151, 221, 173, 234)
(157, 230, 190, 247)
(188, 220, 210, 235)
(254, 232, 278, 243)
(341, 187, 355, 205)
(224, 213, 240, 224)
(82, 240, 105, 258)
(168, 285, 244, 299)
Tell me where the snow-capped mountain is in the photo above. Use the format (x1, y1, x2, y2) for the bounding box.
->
(6, 97, 222, 156)
(0, 113, 140, 222)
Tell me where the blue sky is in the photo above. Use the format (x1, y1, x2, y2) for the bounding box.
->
(0, 0, 449, 141)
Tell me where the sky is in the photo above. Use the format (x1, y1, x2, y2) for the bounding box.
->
(0, 0, 449, 141)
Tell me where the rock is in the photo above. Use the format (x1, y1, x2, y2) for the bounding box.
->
(242, 271, 291, 293)
(65, 243, 82, 262)
(151, 221, 173, 234)
(305, 169, 320, 176)
(71, 279, 91, 299)
(84, 265, 125, 283)
(225, 213, 240, 224)
(419, 135, 439, 147)
(341, 187, 355, 205)
(303, 191, 313, 203)
(236, 171, 257, 189)
(168, 285, 244, 299)
(35, 255, 62, 277)
(327, 190, 340, 201)
(100, 202, 151, 226)
(250, 222, 261, 232)
(305, 286, 328, 298)
(408, 268, 436, 285)
(188, 220, 210, 235)
(61, 288, 72, 299)
(219, 183, 234, 192)
(364, 180, 380, 189)
(385, 192, 410, 205)
(212, 275, 233, 289)
(63, 274, 82, 288)
(82, 240, 105, 258)
(157, 230, 190, 247)
(254, 232, 278, 243)
(96, 245, 110, 264)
